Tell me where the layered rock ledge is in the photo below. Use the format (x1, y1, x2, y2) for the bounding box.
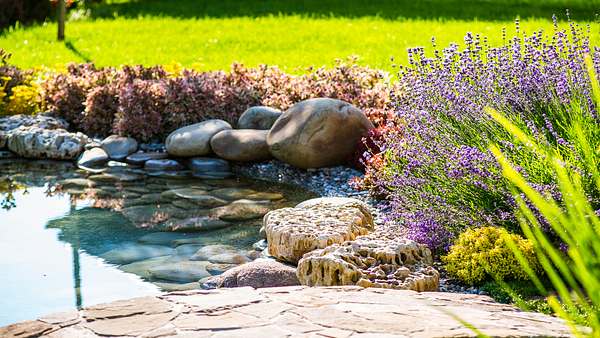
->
(298, 235, 439, 291)
(0, 286, 574, 338)
(264, 200, 374, 264)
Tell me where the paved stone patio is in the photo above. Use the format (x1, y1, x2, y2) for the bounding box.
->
(1, 286, 573, 337)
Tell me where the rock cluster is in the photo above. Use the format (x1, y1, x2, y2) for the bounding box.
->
(2, 98, 373, 171)
(258, 197, 440, 292)
(6, 126, 89, 160)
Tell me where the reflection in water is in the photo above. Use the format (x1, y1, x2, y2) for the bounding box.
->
(0, 159, 315, 326)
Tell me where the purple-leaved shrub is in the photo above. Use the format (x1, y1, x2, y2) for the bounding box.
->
(41, 58, 393, 141)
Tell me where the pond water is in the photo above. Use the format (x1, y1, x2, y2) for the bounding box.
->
(0, 160, 315, 326)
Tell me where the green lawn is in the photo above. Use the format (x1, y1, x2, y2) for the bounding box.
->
(1, 0, 599, 72)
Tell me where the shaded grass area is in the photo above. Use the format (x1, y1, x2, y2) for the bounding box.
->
(92, 0, 599, 21)
(0, 0, 599, 72)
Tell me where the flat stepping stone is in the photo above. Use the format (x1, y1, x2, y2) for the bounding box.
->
(5, 287, 575, 337)
(211, 199, 272, 222)
(161, 216, 231, 232)
(119, 255, 181, 279)
(100, 243, 175, 265)
(137, 232, 192, 246)
(148, 260, 211, 283)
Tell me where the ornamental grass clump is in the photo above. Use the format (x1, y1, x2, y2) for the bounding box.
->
(368, 16, 600, 253)
(488, 60, 600, 332)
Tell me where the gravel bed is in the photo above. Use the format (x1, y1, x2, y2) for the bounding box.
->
(233, 160, 389, 226)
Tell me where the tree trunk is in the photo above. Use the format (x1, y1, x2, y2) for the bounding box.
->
(57, 0, 66, 41)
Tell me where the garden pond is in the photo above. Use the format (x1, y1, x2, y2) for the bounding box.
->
(0, 159, 315, 326)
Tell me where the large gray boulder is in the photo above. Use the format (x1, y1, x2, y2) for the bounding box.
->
(165, 120, 232, 157)
(210, 129, 271, 162)
(6, 126, 89, 160)
(267, 98, 373, 169)
(202, 258, 300, 289)
(237, 106, 282, 130)
(101, 135, 138, 160)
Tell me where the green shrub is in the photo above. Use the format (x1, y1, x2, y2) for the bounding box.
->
(443, 226, 540, 285)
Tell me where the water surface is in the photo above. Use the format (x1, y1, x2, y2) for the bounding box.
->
(0, 160, 314, 326)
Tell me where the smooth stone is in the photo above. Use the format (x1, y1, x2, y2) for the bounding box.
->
(237, 106, 283, 130)
(88, 172, 143, 183)
(101, 135, 138, 160)
(209, 188, 257, 201)
(162, 216, 231, 232)
(165, 120, 232, 157)
(211, 199, 271, 221)
(154, 281, 199, 292)
(267, 98, 374, 168)
(100, 243, 175, 265)
(190, 244, 239, 261)
(203, 258, 299, 289)
(175, 244, 205, 257)
(247, 191, 284, 201)
(148, 260, 211, 283)
(210, 129, 272, 162)
(206, 263, 238, 275)
(170, 199, 199, 210)
(145, 159, 184, 171)
(57, 178, 96, 189)
(191, 171, 232, 179)
(121, 205, 180, 227)
(186, 157, 230, 173)
(137, 232, 192, 246)
(170, 190, 228, 208)
(123, 193, 163, 207)
(208, 253, 250, 265)
(77, 147, 109, 168)
(126, 152, 168, 165)
(119, 255, 180, 279)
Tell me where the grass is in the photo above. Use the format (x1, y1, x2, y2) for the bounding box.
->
(0, 0, 599, 72)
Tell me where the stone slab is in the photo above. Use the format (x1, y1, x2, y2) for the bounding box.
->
(0, 286, 577, 337)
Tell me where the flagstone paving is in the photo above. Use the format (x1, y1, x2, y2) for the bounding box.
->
(0, 286, 574, 337)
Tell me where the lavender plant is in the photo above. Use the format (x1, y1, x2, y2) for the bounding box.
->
(373, 17, 600, 253)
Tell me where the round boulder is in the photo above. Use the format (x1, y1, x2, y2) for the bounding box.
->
(237, 106, 283, 130)
(165, 120, 232, 157)
(202, 258, 300, 289)
(267, 98, 373, 169)
(101, 135, 138, 160)
(210, 129, 271, 162)
(77, 147, 109, 168)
